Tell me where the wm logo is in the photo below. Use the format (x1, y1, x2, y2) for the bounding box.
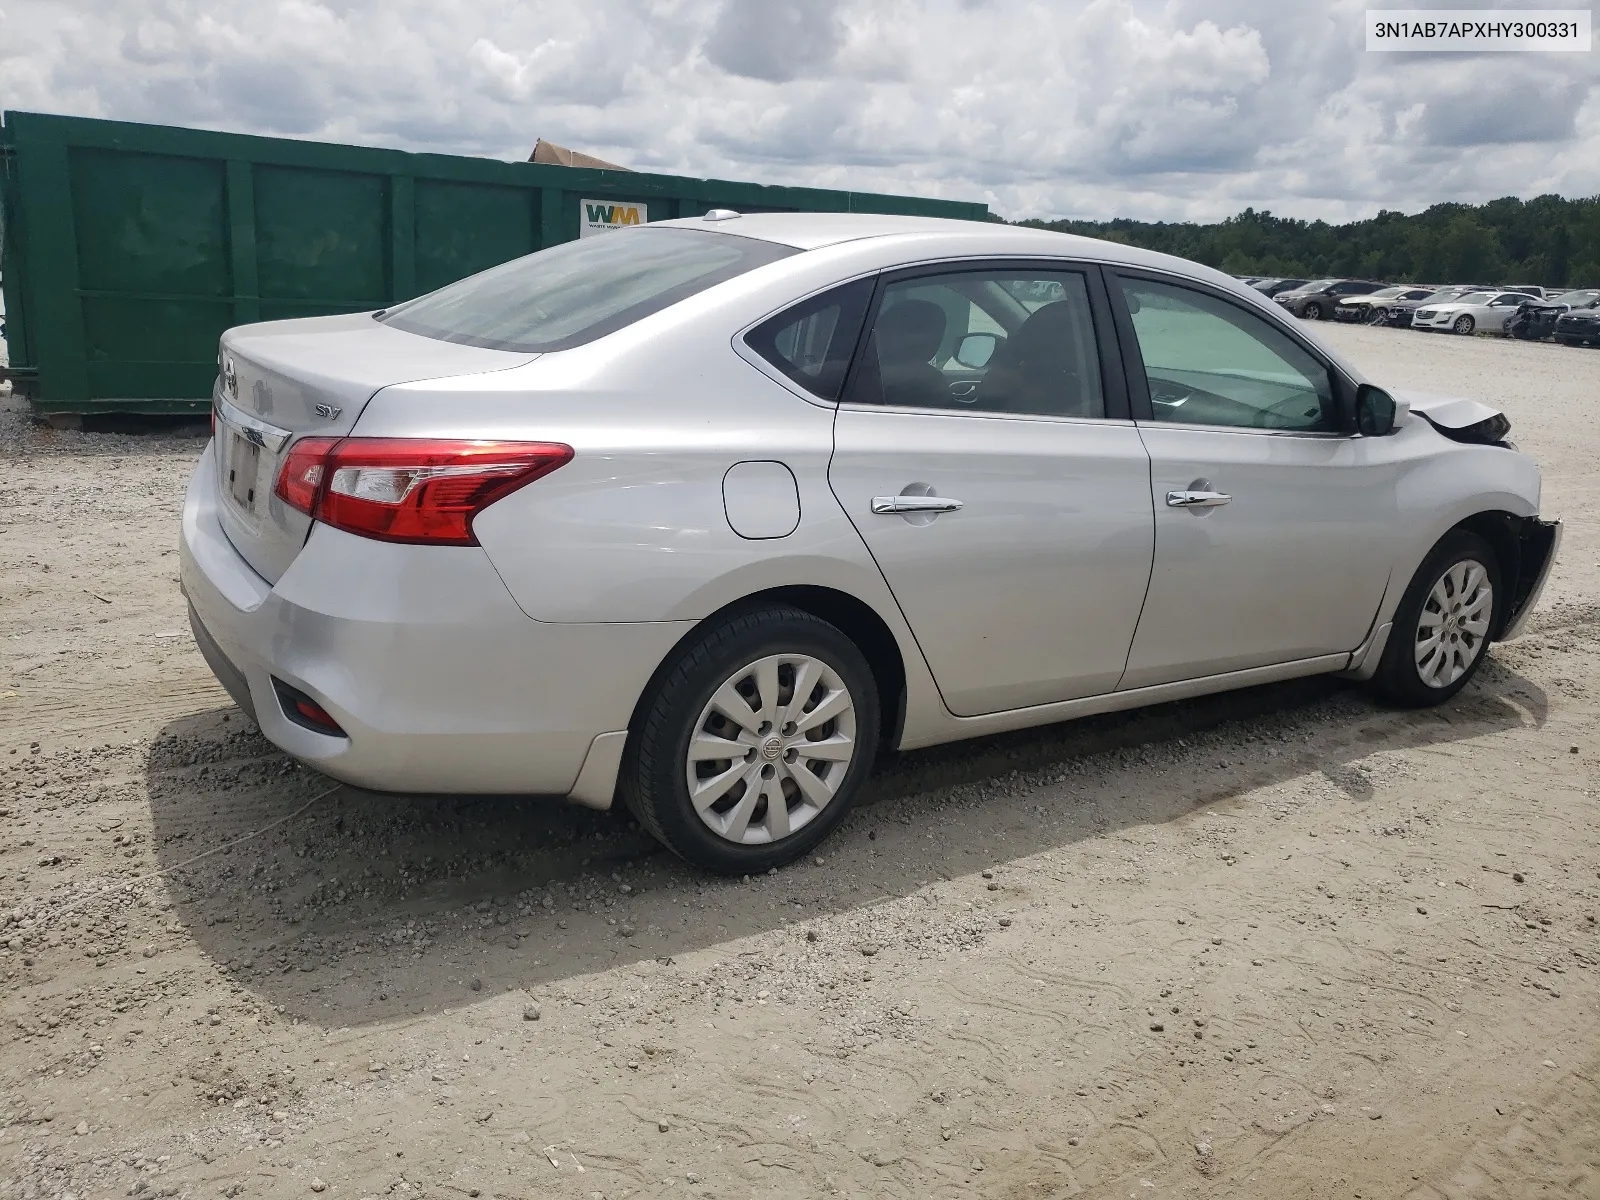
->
(585, 203, 642, 225)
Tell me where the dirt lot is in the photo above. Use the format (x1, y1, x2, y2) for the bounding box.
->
(2, 325, 1598, 1200)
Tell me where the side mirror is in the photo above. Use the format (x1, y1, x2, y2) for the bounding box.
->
(952, 332, 998, 369)
(1356, 384, 1398, 436)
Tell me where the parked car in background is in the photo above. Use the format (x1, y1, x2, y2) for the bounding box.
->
(1251, 278, 1308, 298)
(1379, 287, 1474, 327)
(1411, 291, 1528, 335)
(1554, 300, 1600, 346)
(1275, 279, 1386, 319)
(1509, 290, 1600, 341)
(1334, 286, 1436, 322)
(179, 213, 1559, 873)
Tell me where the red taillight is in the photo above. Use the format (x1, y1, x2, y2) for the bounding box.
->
(272, 438, 573, 546)
(275, 437, 338, 516)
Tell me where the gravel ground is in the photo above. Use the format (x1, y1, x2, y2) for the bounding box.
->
(1, 326, 1598, 1200)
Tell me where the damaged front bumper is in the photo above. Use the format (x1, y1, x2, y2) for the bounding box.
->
(1500, 516, 1562, 641)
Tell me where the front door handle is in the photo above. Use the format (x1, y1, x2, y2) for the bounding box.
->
(872, 495, 964, 515)
(1166, 489, 1231, 508)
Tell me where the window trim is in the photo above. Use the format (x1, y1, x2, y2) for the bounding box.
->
(731, 270, 882, 409)
(1105, 266, 1359, 437)
(741, 278, 874, 403)
(836, 258, 1131, 422)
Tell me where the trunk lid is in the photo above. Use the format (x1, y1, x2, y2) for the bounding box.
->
(212, 313, 537, 584)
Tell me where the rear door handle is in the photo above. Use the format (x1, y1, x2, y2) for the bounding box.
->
(1166, 489, 1231, 508)
(872, 495, 964, 515)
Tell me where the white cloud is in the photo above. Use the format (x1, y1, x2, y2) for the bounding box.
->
(1, 0, 1595, 222)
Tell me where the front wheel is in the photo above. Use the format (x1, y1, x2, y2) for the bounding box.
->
(1373, 531, 1501, 706)
(1303, 301, 1324, 320)
(1453, 314, 1476, 335)
(622, 607, 880, 874)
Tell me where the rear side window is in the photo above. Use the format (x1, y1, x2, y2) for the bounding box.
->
(379, 228, 796, 353)
(843, 268, 1106, 419)
(744, 280, 872, 401)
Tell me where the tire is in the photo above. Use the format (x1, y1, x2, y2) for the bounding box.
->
(1453, 314, 1475, 335)
(622, 606, 880, 874)
(1373, 531, 1501, 707)
(1557, 337, 1579, 347)
(1303, 301, 1324, 320)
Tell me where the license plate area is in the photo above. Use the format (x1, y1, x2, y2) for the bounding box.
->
(223, 426, 268, 519)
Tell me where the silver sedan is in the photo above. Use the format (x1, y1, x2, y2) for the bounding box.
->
(181, 214, 1560, 873)
(1411, 290, 1529, 334)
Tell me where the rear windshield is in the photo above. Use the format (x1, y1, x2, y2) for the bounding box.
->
(378, 227, 797, 352)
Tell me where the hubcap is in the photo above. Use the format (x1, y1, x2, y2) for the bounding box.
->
(685, 653, 857, 845)
(1414, 559, 1493, 688)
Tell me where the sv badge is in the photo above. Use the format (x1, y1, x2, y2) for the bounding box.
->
(314, 403, 343, 421)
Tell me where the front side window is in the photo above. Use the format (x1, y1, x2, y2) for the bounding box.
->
(844, 268, 1105, 419)
(379, 228, 796, 353)
(744, 280, 872, 401)
(1118, 275, 1337, 432)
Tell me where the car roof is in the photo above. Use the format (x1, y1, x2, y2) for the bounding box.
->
(649, 211, 1222, 277)
(653, 211, 1016, 250)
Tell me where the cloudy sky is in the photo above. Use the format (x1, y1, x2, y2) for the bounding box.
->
(2, 0, 1596, 223)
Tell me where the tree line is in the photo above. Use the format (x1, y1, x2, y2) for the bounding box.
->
(1016, 195, 1600, 287)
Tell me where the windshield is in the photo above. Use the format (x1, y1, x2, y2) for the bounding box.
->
(1364, 286, 1406, 298)
(1448, 292, 1493, 305)
(1300, 279, 1337, 291)
(1553, 290, 1600, 306)
(378, 228, 797, 352)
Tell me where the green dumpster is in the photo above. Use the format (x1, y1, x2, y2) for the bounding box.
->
(0, 111, 988, 416)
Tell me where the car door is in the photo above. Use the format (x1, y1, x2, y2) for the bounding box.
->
(1106, 270, 1398, 689)
(827, 262, 1155, 716)
(1486, 293, 1523, 329)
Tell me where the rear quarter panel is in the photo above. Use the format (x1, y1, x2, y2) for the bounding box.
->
(349, 248, 952, 740)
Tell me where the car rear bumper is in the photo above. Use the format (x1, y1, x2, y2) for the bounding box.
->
(179, 440, 689, 801)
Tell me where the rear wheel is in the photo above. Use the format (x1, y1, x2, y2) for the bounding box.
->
(1373, 531, 1500, 707)
(1453, 314, 1476, 335)
(623, 607, 879, 874)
